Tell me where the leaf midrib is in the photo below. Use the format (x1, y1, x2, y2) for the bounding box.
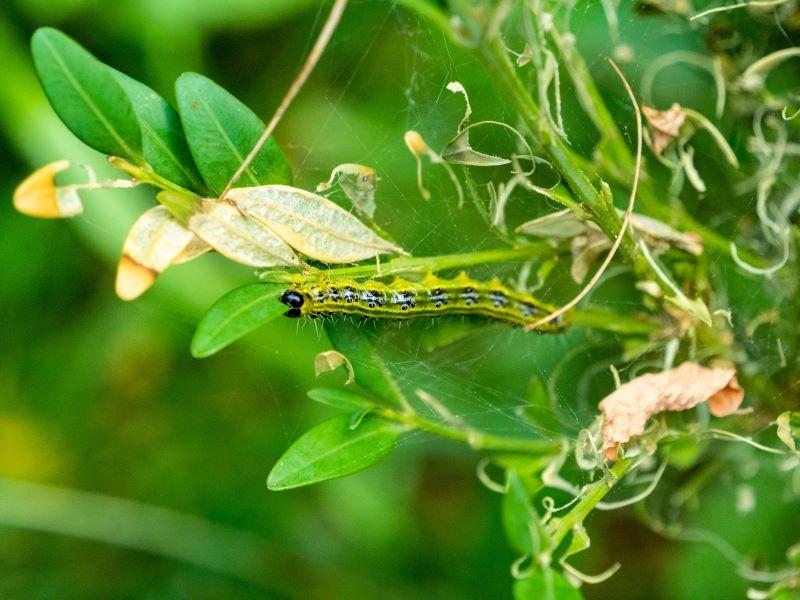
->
(191, 94, 261, 188)
(40, 35, 139, 160)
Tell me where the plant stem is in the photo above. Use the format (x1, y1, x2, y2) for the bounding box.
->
(381, 407, 561, 454)
(260, 245, 554, 283)
(547, 457, 634, 547)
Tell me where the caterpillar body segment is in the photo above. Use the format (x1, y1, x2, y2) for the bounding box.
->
(279, 272, 568, 332)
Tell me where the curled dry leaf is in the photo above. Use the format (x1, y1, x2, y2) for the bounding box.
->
(316, 163, 378, 218)
(116, 206, 209, 301)
(600, 361, 743, 460)
(13, 160, 83, 219)
(231, 185, 405, 263)
(187, 198, 299, 268)
(314, 350, 355, 384)
(643, 103, 686, 156)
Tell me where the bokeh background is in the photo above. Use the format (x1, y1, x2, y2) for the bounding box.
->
(2, 0, 799, 598)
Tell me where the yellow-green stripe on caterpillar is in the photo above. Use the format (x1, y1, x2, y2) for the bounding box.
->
(279, 272, 568, 332)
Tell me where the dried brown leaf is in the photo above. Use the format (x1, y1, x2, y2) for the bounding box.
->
(600, 361, 743, 460)
(643, 103, 686, 156)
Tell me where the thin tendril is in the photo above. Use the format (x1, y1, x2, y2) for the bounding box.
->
(219, 0, 347, 200)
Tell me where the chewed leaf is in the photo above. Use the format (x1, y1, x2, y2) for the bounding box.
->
(267, 414, 405, 490)
(441, 129, 512, 166)
(116, 205, 203, 301)
(231, 185, 405, 263)
(600, 361, 744, 460)
(777, 412, 800, 453)
(516, 209, 590, 239)
(314, 350, 355, 384)
(187, 199, 299, 268)
(13, 160, 83, 219)
(316, 163, 378, 218)
(191, 283, 286, 358)
(643, 103, 686, 156)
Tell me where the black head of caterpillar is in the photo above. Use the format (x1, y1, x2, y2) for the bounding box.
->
(279, 272, 568, 332)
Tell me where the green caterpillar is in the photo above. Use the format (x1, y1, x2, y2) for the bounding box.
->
(279, 272, 568, 332)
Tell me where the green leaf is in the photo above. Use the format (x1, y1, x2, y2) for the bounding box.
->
(175, 72, 292, 195)
(110, 69, 207, 193)
(191, 283, 285, 358)
(324, 321, 407, 408)
(267, 414, 405, 490)
(514, 568, 584, 600)
(502, 470, 546, 556)
(307, 388, 376, 412)
(31, 28, 142, 160)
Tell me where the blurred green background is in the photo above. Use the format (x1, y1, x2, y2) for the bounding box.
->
(2, 0, 799, 598)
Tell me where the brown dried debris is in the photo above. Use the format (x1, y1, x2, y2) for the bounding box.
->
(643, 103, 686, 156)
(600, 361, 743, 460)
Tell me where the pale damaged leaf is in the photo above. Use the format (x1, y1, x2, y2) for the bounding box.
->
(116, 205, 208, 301)
(187, 199, 299, 268)
(231, 185, 405, 263)
(600, 361, 743, 460)
(316, 163, 378, 218)
(777, 411, 800, 453)
(13, 160, 83, 219)
(314, 350, 355, 384)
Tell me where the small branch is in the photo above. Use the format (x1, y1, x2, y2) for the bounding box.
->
(381, 407, 561, 455)
(219, 0, 347, 200)
(547, 458, 634, 548)
(526, 59, 642, 331)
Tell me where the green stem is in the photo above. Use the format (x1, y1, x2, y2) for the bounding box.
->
(381, 407, 561, 454)
(260, 245, 554, 283)
(547, 457, 634, 547)
(109, 156, 201, 223)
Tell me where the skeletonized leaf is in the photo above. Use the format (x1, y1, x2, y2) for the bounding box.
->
(187, 199, 299, 268)
(116, 205, 206, 301)
(31, 28, 142, 161)
(643, 103, 686, 156)
(191, 283, 286, 358)
(13, 160, 83, 219)
(777, 412, 800, 452)
(316, 163, 378, 218)
(516, 209, 589, 239)
(600, 361, 743, 460)
(267, 414, 405, 490)
(231, 185, 405, 263)
(441, 128, 512, 167)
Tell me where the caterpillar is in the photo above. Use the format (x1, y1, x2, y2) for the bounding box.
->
(279, 272, 568, 332)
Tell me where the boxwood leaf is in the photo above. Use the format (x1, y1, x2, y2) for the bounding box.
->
(175, 72, 292, 194)
(324, 321, 407, 408)
(110, 69, 207, 193)
(307, 388, 376, 412)
(514, 569, 583, 600)
(267, 414, 404, 490)
(191, 283, 285, 358)
(31, 28, 142, 161)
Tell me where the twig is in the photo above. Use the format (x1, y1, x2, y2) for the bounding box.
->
(218, 0, 347, 200)
(525, 58, 643, 332)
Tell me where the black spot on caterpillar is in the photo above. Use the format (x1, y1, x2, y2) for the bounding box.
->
(279, 272, 568, 332)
